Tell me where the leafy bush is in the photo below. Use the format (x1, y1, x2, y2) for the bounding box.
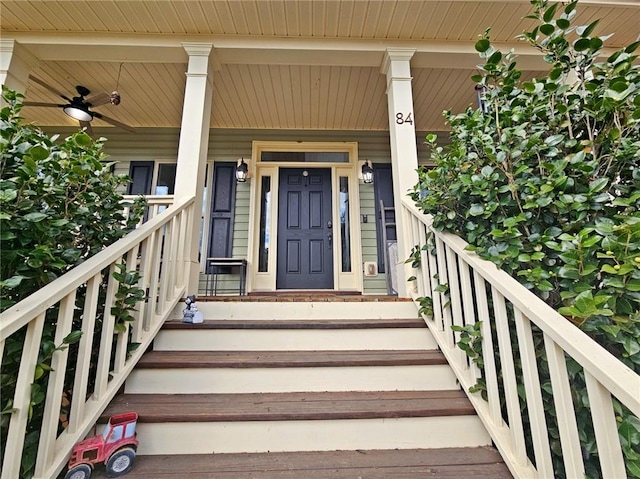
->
(411, 0, 639, 476)
(0, 87, 145, 477)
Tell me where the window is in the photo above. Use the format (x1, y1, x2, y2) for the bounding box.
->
(261, 151, 349, 163)
(128, 161, 176, 195)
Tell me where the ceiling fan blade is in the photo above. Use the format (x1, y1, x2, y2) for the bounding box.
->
(79, 120, 94, 136)
(23, 101, 65, 108)
(92, 112, 136, 133)
(28, 75, 72, 102)
(85, 92, 111, 107)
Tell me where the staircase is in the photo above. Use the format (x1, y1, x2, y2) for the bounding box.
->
(97, 297, 511, 478)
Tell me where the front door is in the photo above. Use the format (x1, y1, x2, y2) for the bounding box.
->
(276, 168, 333, 289)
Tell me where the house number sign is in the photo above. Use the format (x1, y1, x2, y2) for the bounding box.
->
(395, 112, 414, 125)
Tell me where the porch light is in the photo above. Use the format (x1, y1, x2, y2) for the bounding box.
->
(236, 159, 249, 182)
(361, 160, 374, 184)
(63, 105, 93, 122)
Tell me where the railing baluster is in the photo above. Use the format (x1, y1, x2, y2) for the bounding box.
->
(474, 272, 502, 423)
(34, 292, 77, 477)
(459, 259, 478, 381)
(445, 245, 466, 366)
(147, 228, 163, 322)
(140, 230, 158, 333)
(94, 262, 120, 399)
(167, 214, 181, 295)
(435, 236, 453, 343)
(68, 274, 101, 434)
(426, 233, 443, 330)
(584, 371, 626, 478)
(544, 335, 585, 478)
(492, 288, 528, 466)
(513, 309, 553, 477)
(1, 312, 46, 479)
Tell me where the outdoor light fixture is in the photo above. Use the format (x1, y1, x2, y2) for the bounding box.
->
(63, 105, 93, 122)
(236, 159, 249, 182)
(361, 160, 374, 184)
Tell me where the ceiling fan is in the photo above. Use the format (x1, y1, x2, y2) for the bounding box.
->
(24, 75, 135, 134)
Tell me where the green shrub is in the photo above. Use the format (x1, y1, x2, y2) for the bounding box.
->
(412, 1, 639, 477)
(0, 87, 145, 478)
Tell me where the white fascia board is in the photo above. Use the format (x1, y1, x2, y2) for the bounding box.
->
(6, 32, 621, 71)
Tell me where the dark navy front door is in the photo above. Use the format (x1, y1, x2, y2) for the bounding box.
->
(276, 168, 333, 289)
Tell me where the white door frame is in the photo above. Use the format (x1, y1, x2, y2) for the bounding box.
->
(247, 141, 363, 292)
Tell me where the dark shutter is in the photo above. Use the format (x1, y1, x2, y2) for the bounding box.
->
(373, 164, 396, 273)
(206, 162, 237, 271)
(127, 161, 154, 195)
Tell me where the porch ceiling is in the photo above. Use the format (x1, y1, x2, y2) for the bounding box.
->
(2, 0, 638, 132)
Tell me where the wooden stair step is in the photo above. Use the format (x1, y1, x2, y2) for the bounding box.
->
(91, 447, 512, 478)
(136, 349, 447, 368)
(163, 318, 426, 329)
(102, 390, 476, 422)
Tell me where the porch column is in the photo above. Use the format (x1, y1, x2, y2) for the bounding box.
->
(0, 39, 37, 100)
(381, 49, 419, 298)
(174, 43, 214, 294)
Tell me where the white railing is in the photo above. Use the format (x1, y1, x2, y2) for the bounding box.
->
(400, 198, 640, 479)
(0, 196, 194, 479)
(122, 194, 174, 224)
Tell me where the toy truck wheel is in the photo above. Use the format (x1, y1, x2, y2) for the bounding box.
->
(65, 464, 92, 479)
(106, 447, 136, 477)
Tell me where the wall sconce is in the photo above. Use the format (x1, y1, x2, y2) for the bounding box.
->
(361, 160, 374, 184)
(236, 159, 249, 183)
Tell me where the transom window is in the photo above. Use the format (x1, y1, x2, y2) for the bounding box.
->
(260, 152, 349, 163)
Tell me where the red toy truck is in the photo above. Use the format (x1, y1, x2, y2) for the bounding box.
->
(65, 412, 139, 479)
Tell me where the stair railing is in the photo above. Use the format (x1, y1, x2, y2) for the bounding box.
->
(400, 198, 640, 479)
(0, 196, 195, 479)
(122, 194, 174, 224)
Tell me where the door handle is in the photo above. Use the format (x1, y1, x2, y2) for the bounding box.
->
(327, 231, 333, 247)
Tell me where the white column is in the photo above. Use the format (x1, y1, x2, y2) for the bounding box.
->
(174, 43, 213, 294)
(0, 39, 37, 100)
(381, 49, 419, 298)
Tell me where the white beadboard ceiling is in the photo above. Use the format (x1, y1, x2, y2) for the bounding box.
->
(1, 1, 638, 132)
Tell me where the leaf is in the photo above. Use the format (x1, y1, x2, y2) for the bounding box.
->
(589, 37, 603, 51)
(623, 336, 640, 356)
(469, 204, 485, 216)
(2, 275, 27, 289)
(23, 212, 47, 222)
(475, 39, 491, 53)
(539, 23, 555, 36)
(625, 40, 640, 53)
(63, 331, 83, 344)
(577, 20, 600, 37)
(574, 38, 591, 51)
(28, 145, 49, 161)
(543, 3, 558, 22)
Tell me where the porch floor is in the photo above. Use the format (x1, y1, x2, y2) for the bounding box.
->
(197, 292, 410, 302)
(91, 447, 512, 478)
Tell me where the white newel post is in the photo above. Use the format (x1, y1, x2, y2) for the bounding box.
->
(174, 43, 214, 294)
(381, 49, 419, 298)
(0, 39, 36, 102)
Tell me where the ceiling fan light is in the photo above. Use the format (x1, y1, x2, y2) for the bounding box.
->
(63, 105, 93, 122)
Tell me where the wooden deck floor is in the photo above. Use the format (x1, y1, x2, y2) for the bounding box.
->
(91, 447, 512, 478)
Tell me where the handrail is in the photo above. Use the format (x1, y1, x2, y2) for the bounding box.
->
(121, 194, 175, 225)
(400, 197, 640, 479)
(0, 196, 195, 479)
